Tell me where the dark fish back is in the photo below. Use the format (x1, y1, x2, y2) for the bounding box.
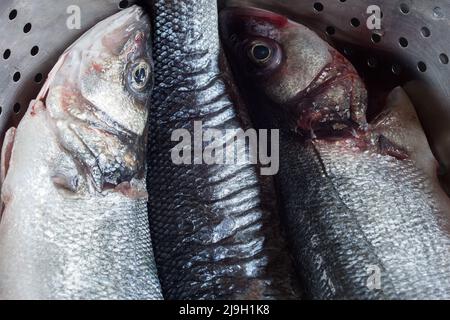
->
(147, 0, 300, 299)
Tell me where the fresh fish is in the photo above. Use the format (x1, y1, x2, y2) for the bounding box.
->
(220, 0, 450, 197)
(148, 0, 300, 299)
(0, 6, 162, 300)
(220, 7, 450, 299)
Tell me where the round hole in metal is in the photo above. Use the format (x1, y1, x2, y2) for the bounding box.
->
(418, 61, 427, 72)
(399, 37, 409, 48)
(351, 18, 360, 28)
(119, 0, 129, 9)
(392, 64, 402, 75)
(9, 9, 17, 20)
(313, 2, 324, 12)
(23, 23, 32, 33)
(368, 57, 378, 68)
(440, 53, 449, 65)
(326, 26, 335, 35)
(13, 103, 21, 114)
(3, 49, 11, 60)
(433, 7, 445, 19)
(13, 72, 21, 82)
(30, 46, 39, 56)
(400, 3, 410, 14)
(34, 73, 43, 83)
(343, 47, 352, 56)
(372, 33, 382, 43)
(421, 27, 431, 38)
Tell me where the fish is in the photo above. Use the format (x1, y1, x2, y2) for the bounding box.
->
(220, 7, 450, 299)
(220, 0, 450, 198)
(147, 0, 301, 299)
(0, 6, 162, 300)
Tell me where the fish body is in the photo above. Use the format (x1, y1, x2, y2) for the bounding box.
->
(148, 0, 300, 299)
(0, 6, 162, 300)
(220, 7, 450, 299)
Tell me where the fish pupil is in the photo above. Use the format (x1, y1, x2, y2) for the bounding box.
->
(134, 67, 146, 84)
(252, 44, 271, 61)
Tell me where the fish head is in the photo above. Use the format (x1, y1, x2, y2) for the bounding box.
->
(46, 5, 153, 137)
(40, 6, 153, 193)
(220, 7, 368, 135)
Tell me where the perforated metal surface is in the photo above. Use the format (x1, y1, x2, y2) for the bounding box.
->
(0, 0, 449, 175)
(0, 0, 136, 136)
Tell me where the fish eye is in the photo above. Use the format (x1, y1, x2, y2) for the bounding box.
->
(128, 59, 152, 92)
(248, 42, 272, 65)
(241, 39, 282, 76)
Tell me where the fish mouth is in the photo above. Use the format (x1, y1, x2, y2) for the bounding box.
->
(220, 7, 368, 140)
(288, 50, 369, 140)
(64, 5, 149, 56)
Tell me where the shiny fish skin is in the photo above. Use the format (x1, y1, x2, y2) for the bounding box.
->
(278, 133, 450, 299)
(148, 0, 300, 299)
(0, 6, 162, 300)
(220, 7, 450, 299)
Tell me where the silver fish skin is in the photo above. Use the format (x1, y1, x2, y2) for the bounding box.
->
(148, 0, 301, 299)
(0, 6, 162, 300)
(220, 7, 450, 299)
(279, 129, 450, 299)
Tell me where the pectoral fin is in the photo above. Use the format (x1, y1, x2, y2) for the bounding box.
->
(372, 86, 437, 179)
(0, 127, 16, 220)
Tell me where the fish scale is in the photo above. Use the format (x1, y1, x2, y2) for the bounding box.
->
(220, 6, 450, 299)
(148, 0, 300, 299)
(278, 135, 450, 299)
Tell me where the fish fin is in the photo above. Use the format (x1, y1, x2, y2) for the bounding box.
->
(0, 127, 16, 221)
(372, 87, 450, 213)
(1, 128, 16, 187)
(36, 51, 70, 102)
(377, 135, 409, 160)
(28, 99, 46, 116)
(371, 86, 437, 174)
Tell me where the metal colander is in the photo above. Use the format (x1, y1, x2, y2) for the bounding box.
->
(1, 0, 449, 174)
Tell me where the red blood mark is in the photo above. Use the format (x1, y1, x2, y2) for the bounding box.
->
(249, 11, 288, 28)
(30, 100, 46, 116)
(55, 88, 79, 112)
(297, 110, 324, 131)
(226, 7, 288, 28)
(115, 181, 148, 199)
(293, 48, 368, 133)
(92, 62, 103, 72)
(331, 49, 361, 78)
(134, 31, 144, 44)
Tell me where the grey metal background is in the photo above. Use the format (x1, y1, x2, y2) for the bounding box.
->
(0, 0, 449, 174)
